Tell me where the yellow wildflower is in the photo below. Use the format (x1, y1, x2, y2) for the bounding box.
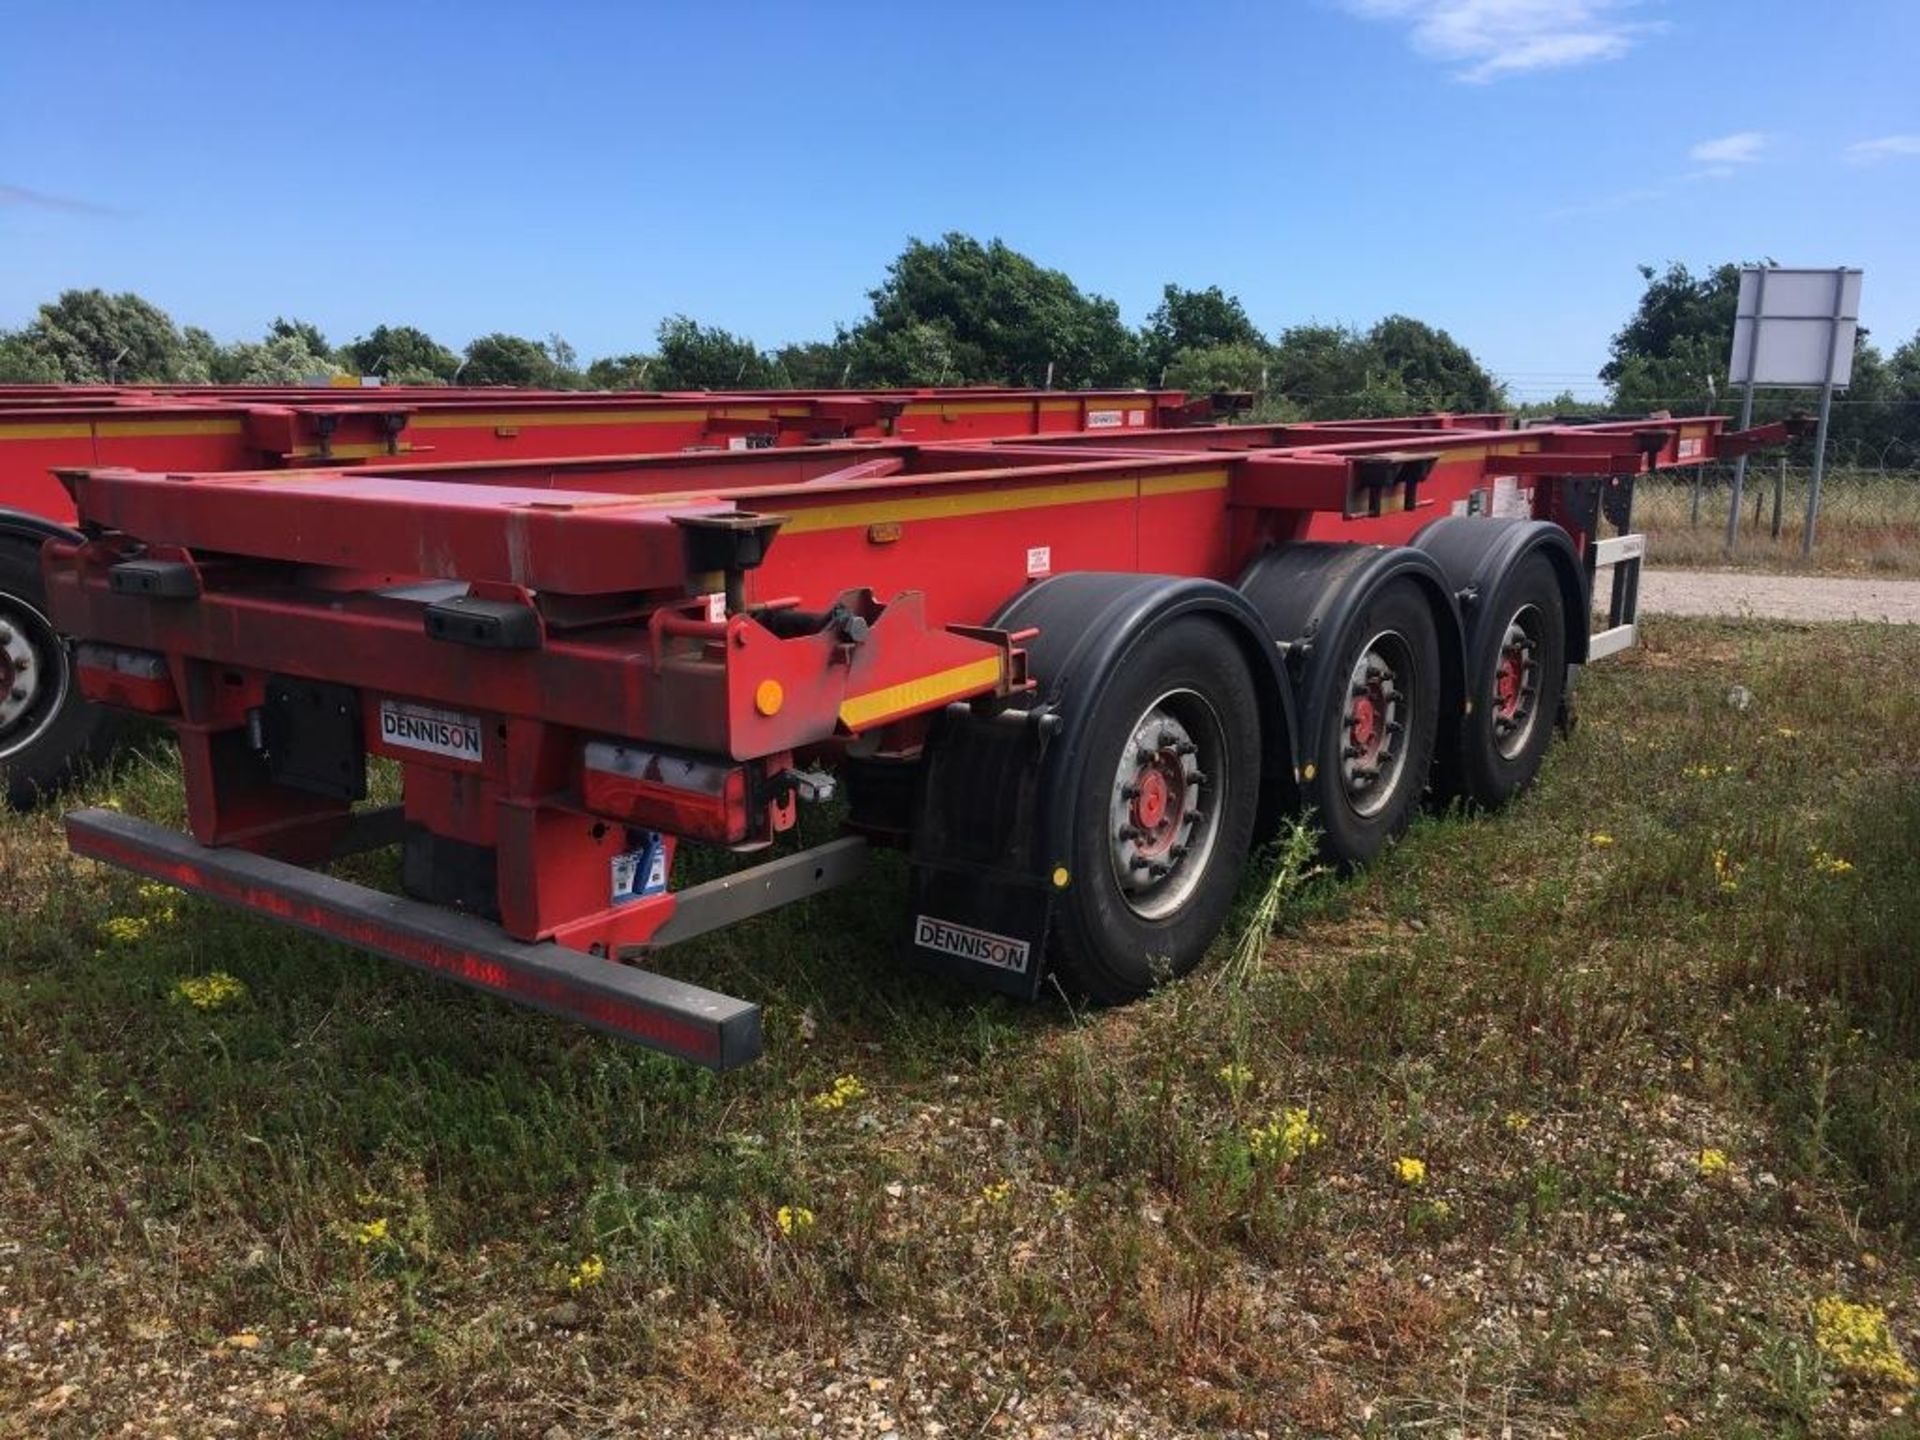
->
(1683, 764, 1738, 780)
(1813, 1297, 1918, 1387)
(776, 1204, 816, 1237)
(1809, 848, 1855, 876)
(1429, 1198, 1454, 1220)
(980, 1180, 1013, 1205)
(101, 915, 151, 944)
(1697, 1148, 1730, 1179)
(808, 1075, 867, 1111)
(1247, 1107, 1325, 1166)
(1588, 832, 1614, 848)
(1217, 1062, 1254, 1094)
(568, 1255, 606, 1292)
(172, 972, 248, 1011)
(1049, 1186, 1073, 1214)
(1393, 1156, 1427, 1188)
(352, 1217, 389, 1246)
(1502, 1111, 1532, 1134)
(1711, 849, 1742, 893)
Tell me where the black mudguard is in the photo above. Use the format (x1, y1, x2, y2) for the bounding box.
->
(1411, 516, 1588, 666)
(1235, 543, 1465, 810)
(905, 574, 1294, 998)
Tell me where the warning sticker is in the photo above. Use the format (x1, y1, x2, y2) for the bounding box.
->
(378, 700, 483, 763)
(1490, 475, 1533, 519)
(1085, 409, 1124, 428)
(1026, 545, 1052, 577)
(611, 833, 669, 905)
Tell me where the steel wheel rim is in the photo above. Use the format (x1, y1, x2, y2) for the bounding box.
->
(1339, 629, 1415, 819)
(1490, 604, 1544, 761)
(1107, 687, 1227, 920)
(0, 590, 66, 764)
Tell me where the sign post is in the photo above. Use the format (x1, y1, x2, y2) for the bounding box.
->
(1725, 266, 1861, 555)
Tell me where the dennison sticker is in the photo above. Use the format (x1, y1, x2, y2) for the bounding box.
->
(378, 699, 484, 762)
(913, 914, 1030, 974)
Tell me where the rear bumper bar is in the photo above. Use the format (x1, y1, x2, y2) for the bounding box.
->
(66, 807, 763, 1070)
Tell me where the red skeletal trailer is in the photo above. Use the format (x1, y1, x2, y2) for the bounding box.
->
(37, 407, 1802, 1066)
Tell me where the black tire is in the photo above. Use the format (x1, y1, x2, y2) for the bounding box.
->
(1299, 576, 1441, 867)
(1, 539, 106, 809)
(1442, 551, 1566, 808)
(1051, 616, 1262, 1004)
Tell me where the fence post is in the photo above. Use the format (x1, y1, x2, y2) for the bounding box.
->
(1770, 456, 1785, 539)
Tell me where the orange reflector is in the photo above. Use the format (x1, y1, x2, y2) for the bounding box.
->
(754, 680, 785, 716)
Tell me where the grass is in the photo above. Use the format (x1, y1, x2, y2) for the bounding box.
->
(4, 617, 1920, 1436)
(1638, 465, 1920, 575)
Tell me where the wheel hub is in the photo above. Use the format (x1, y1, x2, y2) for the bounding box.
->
(1491, 609, 1542, 759)
(1108, 693, 1225, 920)
(0, 613, 42, 734)
(1340, 634, 1412, 818)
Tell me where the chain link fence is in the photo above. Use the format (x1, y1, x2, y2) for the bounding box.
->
(1635, 457, 1920, 572)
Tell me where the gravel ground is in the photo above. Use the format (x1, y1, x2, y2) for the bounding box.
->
(1636, 568, 1920, 624)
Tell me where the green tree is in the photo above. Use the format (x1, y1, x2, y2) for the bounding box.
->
(1601, 263, 1743, 414)
(846, 321, 958, 387)
(459, 333, 563, 387)
(340, 325, 459, 383)
(583, 353, 656, 390)
(1141, 285, 1266, 383)
(18, 289, 189, 382)
(650, 316, 776, 390)
(1600, 262, 1742, 394)
(1161, 341, 1271, 399)
(0, 331, 62, 382)
(178, 326, 220, 383)
(546, 334, 584, 387)
(1603, 264, 1920, 465)
(772, 338, 854, 390)
(846, 234, 1141, 387)
(1268, 318, 1502, 419)
(1269, 324, 1372, 417)
(210, 330, 343, 384)
(1365, 315, 1504, 412)
(268, 317, 332, 359)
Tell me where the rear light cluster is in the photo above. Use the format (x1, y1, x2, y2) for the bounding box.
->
(75, 643, 177, 713)
(582, 742, 753, 844)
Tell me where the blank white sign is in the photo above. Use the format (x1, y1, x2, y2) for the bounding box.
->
(1729, 267, 1861, 389)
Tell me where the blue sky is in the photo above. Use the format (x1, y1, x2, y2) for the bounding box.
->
(3, 0, 1916, 400)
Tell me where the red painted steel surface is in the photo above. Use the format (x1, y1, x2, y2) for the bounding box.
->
(0, 385, 1237, 527)
(41, 406, 1798, 986)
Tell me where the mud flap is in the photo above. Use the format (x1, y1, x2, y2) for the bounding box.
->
(904, 706, 1057, 999)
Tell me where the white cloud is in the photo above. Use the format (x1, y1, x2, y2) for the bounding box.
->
(1688, 132, 1768, 166)
(1341, 0, 1659, 82)
(1845, 134, 1920, 165)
